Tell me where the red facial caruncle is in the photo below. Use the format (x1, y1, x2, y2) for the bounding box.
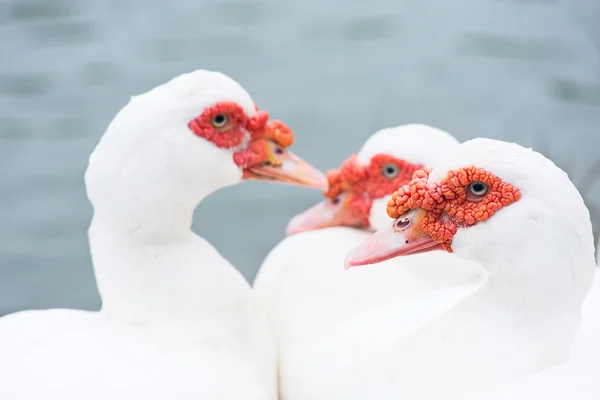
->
(324, 154, 424, 227)
(386, 166, 522, 252)
(188, 101, 250, 150)
(188, 101, 279, 168)
(286, 152, 423, 235)
(234, 119, 293, 170)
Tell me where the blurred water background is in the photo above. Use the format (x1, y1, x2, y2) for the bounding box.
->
(1, 0, 599, 315)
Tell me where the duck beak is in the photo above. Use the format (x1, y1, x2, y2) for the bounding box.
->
(286, 193, 367, 235)
(243, 139, 328, 191)
(344, 209, 442, 269)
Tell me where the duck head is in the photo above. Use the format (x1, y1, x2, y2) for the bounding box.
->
(344, 138, 595, 301)
(286, 124, 460, 235)
(86, 70, 327, 216)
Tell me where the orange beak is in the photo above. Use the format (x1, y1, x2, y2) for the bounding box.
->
(286, 193, 368, 235)
(243, 139, 328, 191)
(344, 208, 443, 269)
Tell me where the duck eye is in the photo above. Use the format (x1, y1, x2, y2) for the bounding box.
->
(274, 146, 285, 156)
(382, 163, 400, 179)
(467, 181, 489, 200)
(331, 196, 341, 206)
(211, 113, 228, 128)
(394, 217, 412, 231)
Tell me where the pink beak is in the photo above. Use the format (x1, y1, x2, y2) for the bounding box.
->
(244, 140, 328, 191)
(286, 193, 368, 235)
(344, 208, 443, 269)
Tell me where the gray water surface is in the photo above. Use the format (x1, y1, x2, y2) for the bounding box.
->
(1, 0, 599, 315)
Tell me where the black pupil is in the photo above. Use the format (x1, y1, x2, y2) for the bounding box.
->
(275, 147, 284, 155)
(214, 114, 225, 124)
(332, 197, 340, 205)
(472, 183, 484, 193)
(386, 166, 396, 175)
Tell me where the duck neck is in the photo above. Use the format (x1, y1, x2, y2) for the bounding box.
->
(90, 178, 210, 243)
(482, 253, 579, 316)
(457, 200, 594, 319)
(87, 186, 251, 327)
(458, 228, 585, 354)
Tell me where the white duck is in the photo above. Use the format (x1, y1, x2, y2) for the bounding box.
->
(0, 70, 328, 400)
(253, 124, 485, 400)
(345, 138, 597, 399)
